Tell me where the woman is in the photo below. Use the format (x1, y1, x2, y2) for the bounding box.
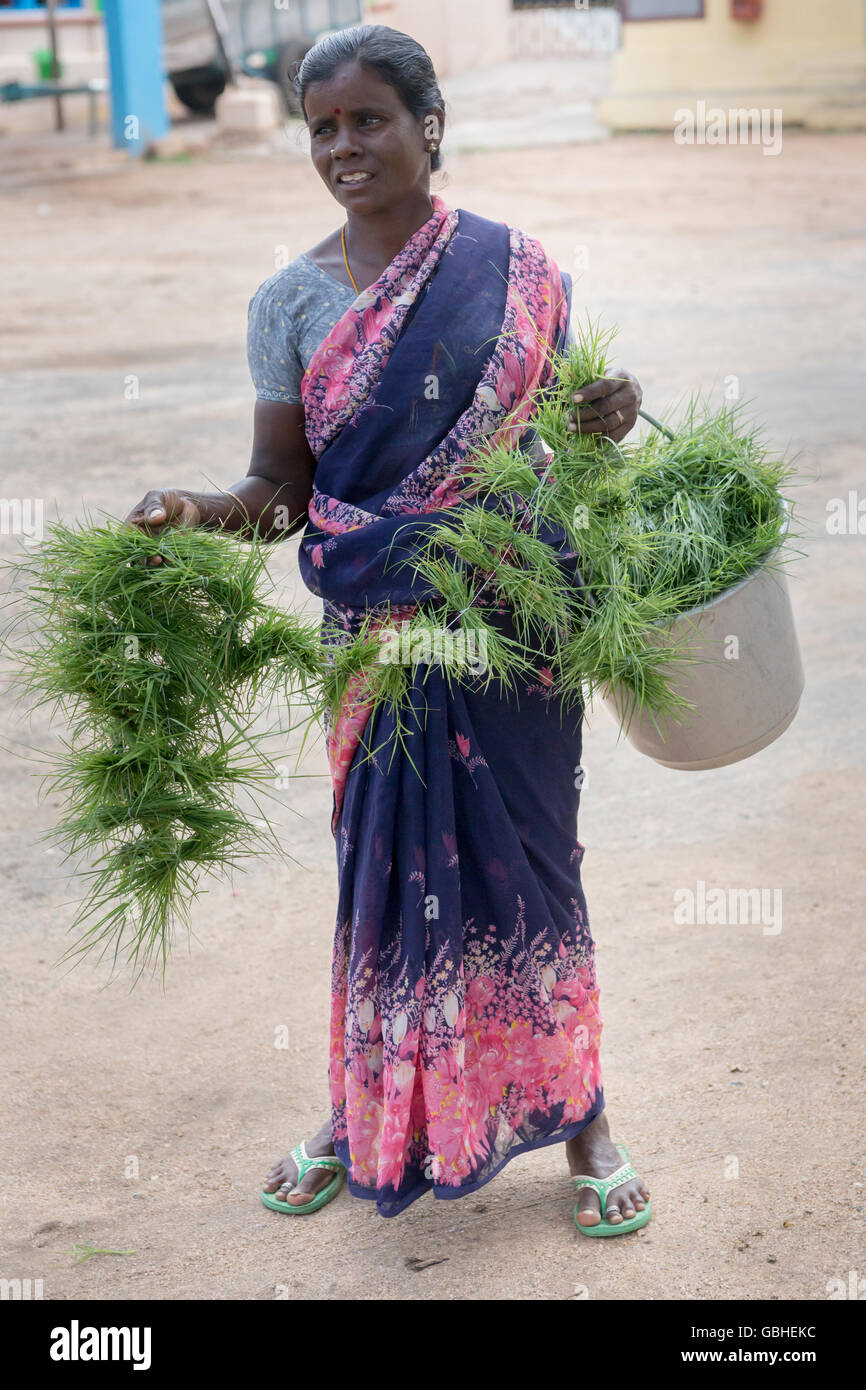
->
(126, 25, 651, 1232)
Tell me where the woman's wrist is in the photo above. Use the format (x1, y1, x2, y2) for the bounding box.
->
(189, 479, 309, 540)
(183, 488, 250, 534)
(184, 481, 268, 536)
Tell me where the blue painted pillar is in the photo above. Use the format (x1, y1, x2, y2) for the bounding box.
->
(102, 0, 169, 155)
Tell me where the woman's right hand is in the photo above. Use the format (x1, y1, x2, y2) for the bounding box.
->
(124, 489, 201, 566)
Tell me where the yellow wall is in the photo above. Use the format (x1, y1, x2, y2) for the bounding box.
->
(597, 0, 866, 130)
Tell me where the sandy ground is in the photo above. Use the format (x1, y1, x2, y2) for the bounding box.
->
(1, 124, 864, 1302)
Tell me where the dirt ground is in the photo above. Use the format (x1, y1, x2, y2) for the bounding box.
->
(1, 124, 864, 1302)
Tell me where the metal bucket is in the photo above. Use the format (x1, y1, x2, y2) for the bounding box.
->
(600, 498, 804, 771)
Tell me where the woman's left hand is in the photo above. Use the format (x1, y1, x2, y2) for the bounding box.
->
(568, 368, 642, 444)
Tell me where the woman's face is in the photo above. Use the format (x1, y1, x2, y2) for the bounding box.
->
(304, 59, 443, 213)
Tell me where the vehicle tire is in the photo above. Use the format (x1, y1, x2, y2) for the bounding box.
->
(170, 64, 227, 117)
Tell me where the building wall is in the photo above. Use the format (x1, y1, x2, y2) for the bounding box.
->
(362, 0, 511, 77)
(509, 3, 621, 57)
(597, 0, 866, 130)
(0, 1, 105, 84)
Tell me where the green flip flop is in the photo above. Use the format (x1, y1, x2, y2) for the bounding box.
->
(572, 1142, 652, 1237)
(260, 1141, 346, 1215)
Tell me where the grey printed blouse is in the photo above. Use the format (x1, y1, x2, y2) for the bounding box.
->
(247, 255, 357, 405)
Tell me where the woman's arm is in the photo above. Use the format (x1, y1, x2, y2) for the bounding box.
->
(124, 399, 316, 560)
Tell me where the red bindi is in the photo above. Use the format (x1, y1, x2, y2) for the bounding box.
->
(333, 107, 341, 114)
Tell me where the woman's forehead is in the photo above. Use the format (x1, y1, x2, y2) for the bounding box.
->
(304, 62, 400, 114)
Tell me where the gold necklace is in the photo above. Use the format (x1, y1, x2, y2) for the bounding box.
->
(341, 224, 359, 294)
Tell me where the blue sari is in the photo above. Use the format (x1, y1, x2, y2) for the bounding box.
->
(297, 197, 603, 1216)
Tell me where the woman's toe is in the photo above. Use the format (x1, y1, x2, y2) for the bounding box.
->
(263, 1158, 298, 1194)
(575, 1191, 602, 1226)
(286, 1190, 317, 1207)
(286, 1177, 323, 1207)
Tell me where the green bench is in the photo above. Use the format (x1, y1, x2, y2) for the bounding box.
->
(0, 77, 110, 136)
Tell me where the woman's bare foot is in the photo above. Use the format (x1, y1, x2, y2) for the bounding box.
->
(566, 1112, 650, 1227)
(262, 1117, 337, 1208)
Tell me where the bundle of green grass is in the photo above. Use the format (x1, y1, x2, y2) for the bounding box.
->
(11, 522, 324, 977)
(9, 321, 800, 976)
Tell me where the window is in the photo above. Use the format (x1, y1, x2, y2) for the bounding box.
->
(621, 0, 704, 17)
(512, 1, 619, 8)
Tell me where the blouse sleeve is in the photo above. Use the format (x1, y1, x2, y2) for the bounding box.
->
(246, 275, 305, 405)
(564, 300, 577, 349)
(561, 267, 576, 350)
